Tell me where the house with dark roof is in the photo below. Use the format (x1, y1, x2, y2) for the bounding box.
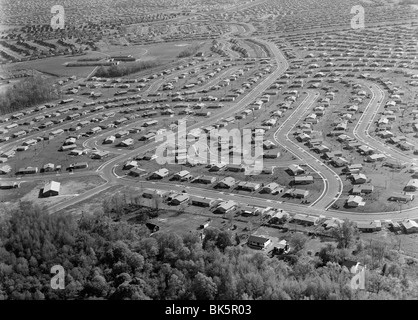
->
(247, 235, 271, 250)
(192, 175, 217, 184)
(190, 196, 215, 208)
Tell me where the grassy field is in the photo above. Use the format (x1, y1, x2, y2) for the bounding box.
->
(97, 40, 207, 62)
(5, 55, 97, 78)
(3, 39, 207, 79)
(0, 175, 105, 214)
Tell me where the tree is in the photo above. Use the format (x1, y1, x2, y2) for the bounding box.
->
(329, 220, 358, 249)
(215, 231, 233, 252)
(192, 272, 217, 300)
(289, 233, 309, 253)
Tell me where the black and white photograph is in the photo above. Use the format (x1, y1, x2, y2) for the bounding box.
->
(0, 0, 418, 308)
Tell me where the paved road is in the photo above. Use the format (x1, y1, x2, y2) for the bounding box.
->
(40, 40, 418, 222)
(354, 81, 418, 165)
(273, 91, 343, 210)
(46, 39, 290, 213)
(5, 36, 418, 222)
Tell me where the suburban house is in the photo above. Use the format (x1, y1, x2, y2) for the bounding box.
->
(357, 221, 382, 232)
(214, 200, 237, 214)
(323, 218, 344, 230)
(142, 189, 167, 199)
(352, 173, 367, 184)
(192, 175, 217, 184)
(388, 194, 414, 203)
(351, 184, 374, 195)
(209, 162, 227, 171)
(291, 214, 319, 226)
(123, 161, 138, 170)
(226, 164, 245, 172)
(287, 164, 305, 176)
(0, 165, 11, 174)
(17, 167, 38, 174)
(119, 138, 134, 147)
(261, 182, 285, 194)
(104, 136, 116, 144)
(42, 181, 60, 197)
(273, 240, 290, 255)
(346, 164, 363, 174)
(129, 168, 145, 177)
(358, 145, 374, 155)
(366, 153, 387, 162)
(170, 194, 190, 206)
(404, 179, 418, 192)
(69, 149, 84, 156)
(171, 170, 193, 181)
(60, 144, 77, 152)
(293, 176, 314, 185)
(240, 205, 262, 216)
(69, 162, 88, 170)
(149, 168, 169, 179)
(236, 181, 261, 192)
(0, 181, 21, 189)
(346, 195, 366, 207)
(43, 163, 55, 172)
(401, 219, 418, 234)
(247, 235, 271, 250)
(190, 196, 216, 208)
(296, 133, 311, 142)
(284, 188, 309, 199)
(216, 177, 236, 189)
(91, 150, 110, 159)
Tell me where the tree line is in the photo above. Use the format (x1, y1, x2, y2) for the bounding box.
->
(177, 44, 201, 58)
(94, 60, 162, 78)
(0, 76, 61, 115)
(0, 201, 417, 300)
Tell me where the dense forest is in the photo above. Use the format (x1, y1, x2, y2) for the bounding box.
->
(0, 76, 61, 115)
(0, 201, 418, 300)
(94, 60, 162, 78)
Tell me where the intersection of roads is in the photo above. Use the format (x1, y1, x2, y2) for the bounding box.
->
(2, 36, 418, 223)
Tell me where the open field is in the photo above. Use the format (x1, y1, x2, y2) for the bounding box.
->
(0, 175, 105, 214)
